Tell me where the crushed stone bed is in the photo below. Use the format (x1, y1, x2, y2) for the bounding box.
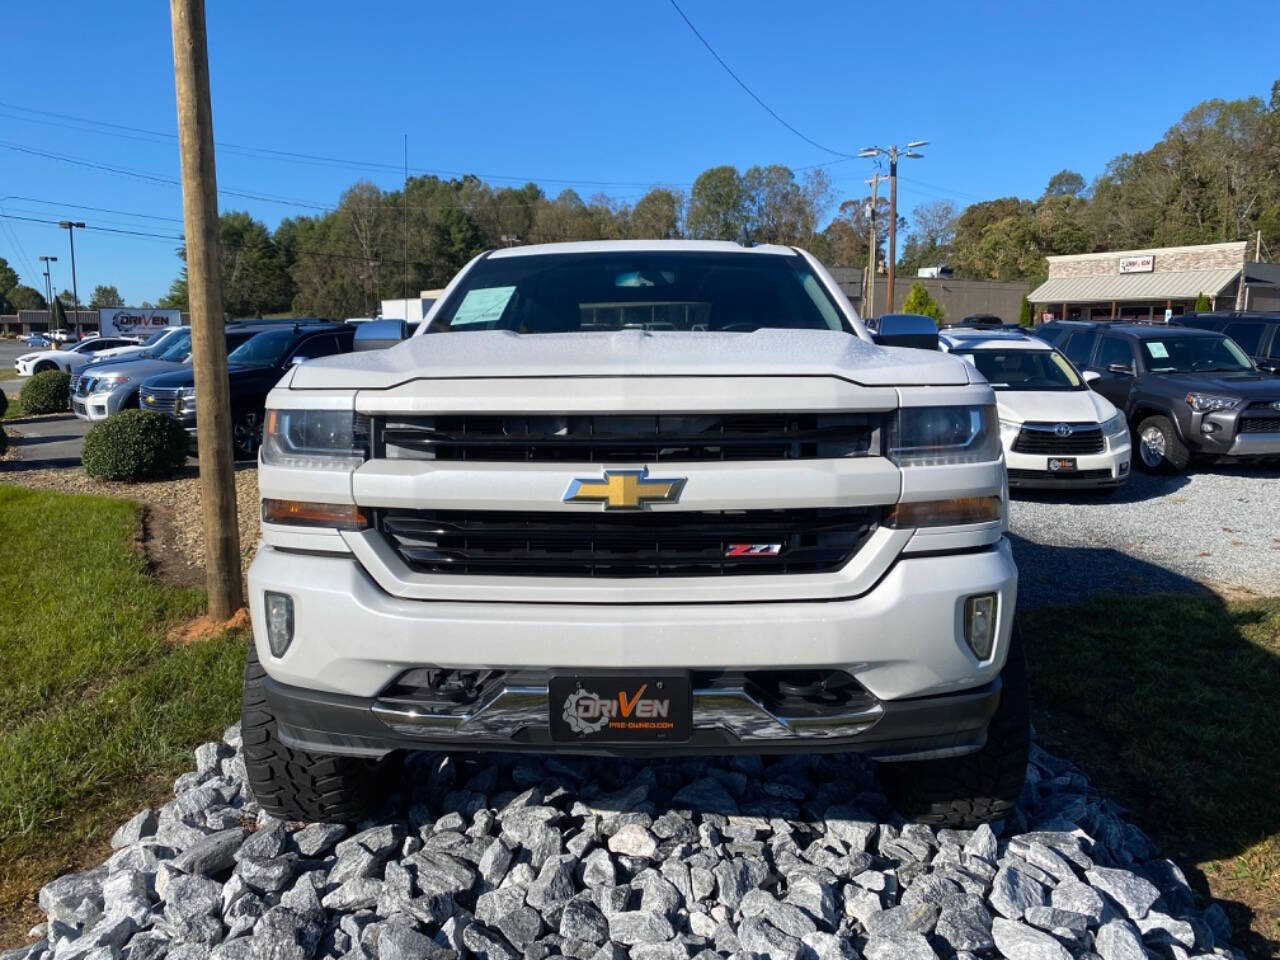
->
(5, 731, 1241, 960)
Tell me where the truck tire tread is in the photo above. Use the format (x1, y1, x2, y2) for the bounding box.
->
(875, 626, 1030, 828)
(241, 641, 385, 823)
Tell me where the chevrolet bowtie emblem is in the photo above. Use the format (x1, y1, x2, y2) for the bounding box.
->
(563, 467, 686, 511)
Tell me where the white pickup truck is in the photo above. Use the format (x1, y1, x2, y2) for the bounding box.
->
(244, 240, 1025, 827)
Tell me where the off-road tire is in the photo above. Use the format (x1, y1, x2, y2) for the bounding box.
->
(241, 640, 388, 822)
(876, 625, 1031, 827)
(1135, 414, 1191, 474)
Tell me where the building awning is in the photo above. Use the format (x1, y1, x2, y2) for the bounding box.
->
(1028, 268, 1239, 304)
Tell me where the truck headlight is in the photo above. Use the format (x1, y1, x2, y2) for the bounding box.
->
(888, 404, 1001, 465)
(1101, 412, 1128, 439)
(1184, 393, 1239, 413)
(998, 419, 1021, 444)
(92, 374, 131, 393)
(261, 409, 368, 469)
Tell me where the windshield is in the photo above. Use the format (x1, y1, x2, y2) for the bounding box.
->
(955, 348, 1084, 391)
(1141, 335, 1253, 373)
(155, 330, 194, 362)
(140, 329, 170, 347)
(227, 329, 295, 367)
(426, 251, 850, 335)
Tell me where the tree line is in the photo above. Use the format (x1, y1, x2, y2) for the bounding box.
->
(108, 77, 1280, 318)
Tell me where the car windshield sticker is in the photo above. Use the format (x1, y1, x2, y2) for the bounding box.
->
(1146, 341, 1170, 359)
(450, 286, 516, 326)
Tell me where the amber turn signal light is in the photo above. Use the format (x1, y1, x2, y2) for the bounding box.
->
(261, 498, 369, 530)
(886, 495, 1002, 528)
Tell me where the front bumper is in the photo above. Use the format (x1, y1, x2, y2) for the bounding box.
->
(72, 386, 134, 421)
(247, 537, 1017, 760)
(1004, 441, 1130, 489)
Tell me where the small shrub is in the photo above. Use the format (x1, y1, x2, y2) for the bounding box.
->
(20, 370, 71, 414)
(82, 410, 190, 481)
(0, 387, 7, 418)
(901, 281, 945, 324)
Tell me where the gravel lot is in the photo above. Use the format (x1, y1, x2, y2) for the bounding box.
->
(1008, 465, 1280, 608)
(7, 729, 1243, 960)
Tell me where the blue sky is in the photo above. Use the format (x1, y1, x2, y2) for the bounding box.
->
(2, 0, 1278, 306)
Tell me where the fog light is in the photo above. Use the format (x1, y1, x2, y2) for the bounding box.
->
(264, 591, 294, 657)
(964, 593, 997, 660)
(1119, 461, 1130, 476)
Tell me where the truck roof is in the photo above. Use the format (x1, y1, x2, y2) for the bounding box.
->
(489, 239, 799, 259)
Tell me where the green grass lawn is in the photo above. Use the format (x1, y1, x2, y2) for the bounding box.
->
(0, 485, 246, 942)
(1022, 593, 1280, 957)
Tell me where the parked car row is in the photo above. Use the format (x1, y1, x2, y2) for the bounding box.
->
(871, 313, 1279, 481)
(63, 319, 358, 459)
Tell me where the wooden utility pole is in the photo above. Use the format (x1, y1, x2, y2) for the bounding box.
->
(170, 0, 243, 619)
(864, 173, 882, 319)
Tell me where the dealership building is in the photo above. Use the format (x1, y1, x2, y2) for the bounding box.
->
(1028, 240, 1280, 323)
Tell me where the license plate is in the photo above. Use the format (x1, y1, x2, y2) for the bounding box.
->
(1047, 457, 1077, 473)
(549, 674, 692, 743)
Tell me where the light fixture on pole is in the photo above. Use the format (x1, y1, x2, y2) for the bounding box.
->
(856, 141, 928, 312)
(58, 221, 86, 337)
(38, 255, 58, 311)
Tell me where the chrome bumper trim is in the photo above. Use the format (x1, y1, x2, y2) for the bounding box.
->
(1228, 433, 1280, 455)
(370, 684, 883, 742)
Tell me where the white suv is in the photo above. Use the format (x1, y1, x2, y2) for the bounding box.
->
(243, 241, 1027, 827)
(940, 328, 1131, 491)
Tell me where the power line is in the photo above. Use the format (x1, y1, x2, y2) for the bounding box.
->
(0, 196, 186, 224)
(0, 101, 695, 189)
(667, 0, 855, 160)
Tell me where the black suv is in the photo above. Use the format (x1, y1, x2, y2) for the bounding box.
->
(140, 321, 354, 459)
(1031, 320, 1280, 472)
(1175, 311, 1280, 375)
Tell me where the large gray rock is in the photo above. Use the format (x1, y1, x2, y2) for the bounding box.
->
(161, 874, 222, 922)
(607, 824, 658, 860)
(100, 870, 150, 927)
(559, 899, 609, 944)
(989, 917, 1072, 960)
(479, 838, 515, 888)
(863, 903, 938, 939)
(736, 916, 804, 960)
(988, 866, 1048, 920)
(607, 911, 674, 945)
(712, 858, 767, 909)
(799, 932, 856, 960)
(1093, 919, 1148, 960)
(110, 810, 159, 851)
(739, 890, 817, 939)
(526, 856, 576, 912)
(861, 933, 938, 960)
(1048, 878, 1105, 924)
(934, 901, 994, 953)
(823, 805, 877, 853)
(39, 869, 107, 925)
(234, 821, 286, 862)
(1084, 867, 1160, 920)
(321, 878, 384, 911)
(171, 828, 246, 876)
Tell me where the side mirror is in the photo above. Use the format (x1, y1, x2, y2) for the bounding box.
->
(353, 318, 408, 352)
(1083, 370, 1101, 384)
(871, 313, 940, 351)
(1107, 362, 1135, 377)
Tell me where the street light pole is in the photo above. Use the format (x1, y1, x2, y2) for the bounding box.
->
(857, 140, 928, 314)
(58, 221, 85, 336)
(39, 255, 57, 310)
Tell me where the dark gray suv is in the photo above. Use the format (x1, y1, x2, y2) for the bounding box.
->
(1032, 321, 1280, 472)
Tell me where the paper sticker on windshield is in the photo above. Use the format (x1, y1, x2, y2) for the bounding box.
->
(1146, 342, 1170, 359)
(450, 286, 515, 327)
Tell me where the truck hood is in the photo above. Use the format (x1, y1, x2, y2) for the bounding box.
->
(1145, 370, 1280, 401)
(289, 329, 974, 389)
(995, 388, 1117, 424)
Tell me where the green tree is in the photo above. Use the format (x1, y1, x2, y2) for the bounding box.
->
(901, 282, 945, 323)
(49, 297, 69, 328)
(0, 256, 18, 298)
(1018, 296, 1034, 326)
(89, 284, 124, 308)
(7, 285, 47, 310)
(628, 188, 683, 239)
(1194, 292, 1212, 311)
(1044, 170, 1086, 197)
(685, 166, 748, 240)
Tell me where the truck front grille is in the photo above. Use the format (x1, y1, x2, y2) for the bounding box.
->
(377, 413, 882, 462)
(374, 507, 881, 578)
(1238, 416, 1280, 434)
(140, 386, 180, 417)
(1011, 422, 1104, 455)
